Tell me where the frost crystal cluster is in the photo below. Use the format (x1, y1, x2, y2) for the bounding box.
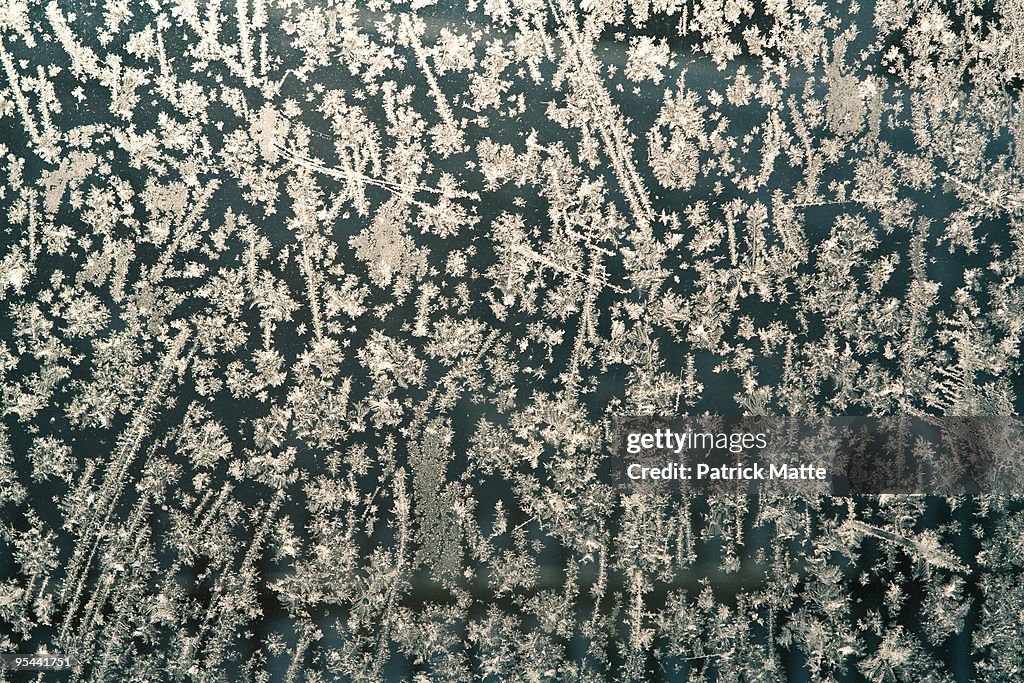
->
(1, 0, 1023, 680)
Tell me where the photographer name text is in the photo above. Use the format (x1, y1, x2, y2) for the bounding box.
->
(626, 462, 827, 481)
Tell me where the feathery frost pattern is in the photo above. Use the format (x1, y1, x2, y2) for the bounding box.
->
(0, 0, 1023, 680)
